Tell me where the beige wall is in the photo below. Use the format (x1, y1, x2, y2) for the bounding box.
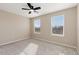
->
(30, 7, 77, 48)
(0, 10, 30, 45)
(77, 4, 79, 53)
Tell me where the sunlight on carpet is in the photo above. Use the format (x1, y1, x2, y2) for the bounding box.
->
(20, 43, 39, 55)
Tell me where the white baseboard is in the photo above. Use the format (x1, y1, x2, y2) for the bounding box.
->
(33, 37, 77, 49)
(0, 37, 76, 50)
(0, 37, 30, 46)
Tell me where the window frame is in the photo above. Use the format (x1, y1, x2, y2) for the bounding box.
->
(51, 15, 64, 37)
(34, 18, 41, 34)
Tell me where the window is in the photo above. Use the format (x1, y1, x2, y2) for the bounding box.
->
(51, 15, 64, 36)
(34, 19, 40, 33)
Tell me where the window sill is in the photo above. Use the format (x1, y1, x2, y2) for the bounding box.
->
(51, 34, 64, 37)
(34, 32, 40, 34)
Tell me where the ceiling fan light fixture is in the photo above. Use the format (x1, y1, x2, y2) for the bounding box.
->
(30, 10, 34, 12)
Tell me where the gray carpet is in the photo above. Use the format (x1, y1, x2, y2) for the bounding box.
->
(0, 39, 77, 55)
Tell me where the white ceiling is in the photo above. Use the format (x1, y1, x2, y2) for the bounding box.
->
(0, 3, 77, 18)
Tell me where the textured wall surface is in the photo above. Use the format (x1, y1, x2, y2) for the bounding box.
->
(0, 10, 30, 44)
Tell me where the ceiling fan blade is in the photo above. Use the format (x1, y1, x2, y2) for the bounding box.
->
(22, 8, 30, 10)
(34, 7, 41, 10)
(28, 11, 31, 14)
(27, 3, 33, 9)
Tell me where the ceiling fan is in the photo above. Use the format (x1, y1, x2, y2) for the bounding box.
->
(22, 3, 41, 14)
